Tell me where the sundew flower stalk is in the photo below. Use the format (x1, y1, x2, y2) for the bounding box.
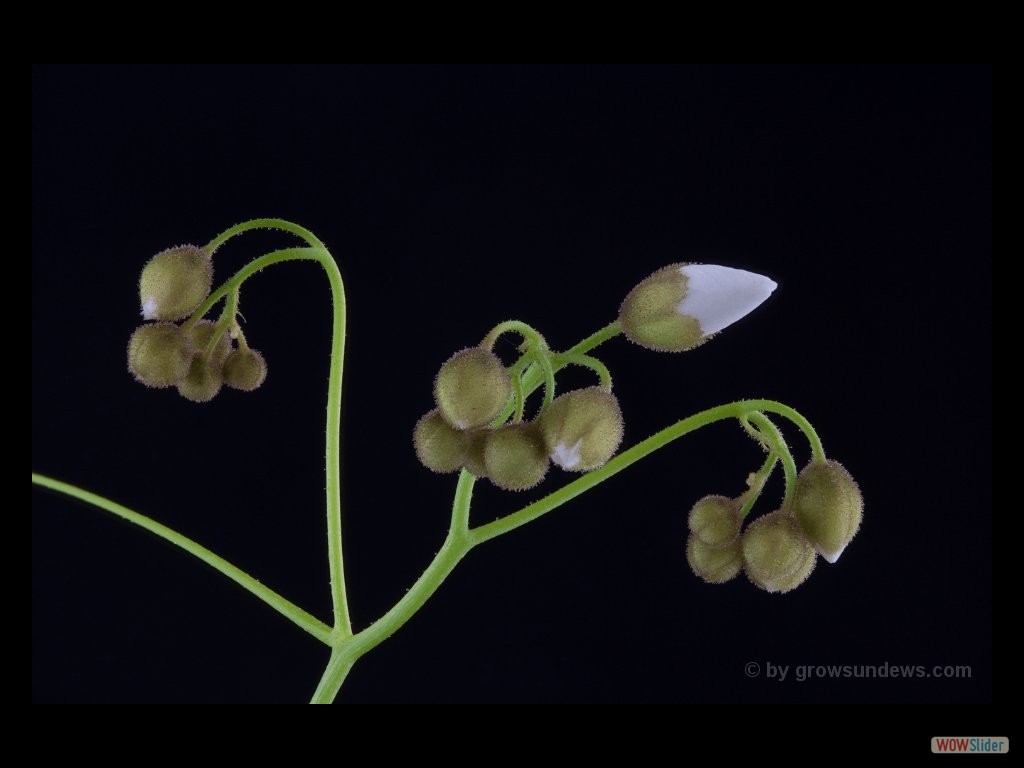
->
(31, 218, 863, 703)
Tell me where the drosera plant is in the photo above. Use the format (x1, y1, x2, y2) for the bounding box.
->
(31, 218, 863, 703)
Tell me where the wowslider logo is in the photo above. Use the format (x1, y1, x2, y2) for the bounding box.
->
(932, 738, 1008, 754)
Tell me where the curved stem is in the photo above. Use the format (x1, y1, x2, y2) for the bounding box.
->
(738, 451, 778, 521)
(554, 352, 612, 392)
(201, 225, 353, 634)
(469, 399, 816, 545)
(179, 241, 355, 637)
(31, 472, 333, 645)
(492, 322, 623, 426)
(533, 348, 556, 410)
(481, 320, 546, 352)
(745, 412, 798, 509)
(205, 217, 327, 254)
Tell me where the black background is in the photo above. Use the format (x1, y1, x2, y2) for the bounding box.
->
(33, 66, 992, 710)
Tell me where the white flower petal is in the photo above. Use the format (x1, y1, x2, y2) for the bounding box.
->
(821, 544, 846, 564)
(551, 439, 583, 470)
(141, 297, 159, 320)
(676, 264, 777, 336)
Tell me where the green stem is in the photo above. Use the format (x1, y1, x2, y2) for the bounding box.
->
(200, 221, 354, 637)
(745, 412, 798, 508)
(308, 472, 478, 703)
(554, 352, 613, 391)
(31, 472, 332, 645)
(205, 217, 327, 254)
(493, 322, 622, 426)
(470, 399, 816, 545)
(738, 452, 778, 521)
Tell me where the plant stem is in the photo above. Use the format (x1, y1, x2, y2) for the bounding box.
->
(200, 222, 355, 637)
(308, 472, 478, 703)
(469, 399, 819, 545)
(31, 472, 333, 645)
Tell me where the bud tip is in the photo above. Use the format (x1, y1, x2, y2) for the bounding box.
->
(676, 264, 777, 336)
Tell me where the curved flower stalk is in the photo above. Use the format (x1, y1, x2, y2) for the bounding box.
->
(32, 219, 862, 703)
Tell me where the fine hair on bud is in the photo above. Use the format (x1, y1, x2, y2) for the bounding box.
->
(742, 510, 816, 593)
(434, 347, 513, 430)
(539, 387, 624, 472)
(686, 536, 743, 584)
(413, 410, 468, 474)
(127, 323, 192, 388)
(793, 459, 863, 564)
(483, 422, 549, 492)
(223, 348, 268, 392)
(688, 495, 741, 547)
(139, 245, 213, 322)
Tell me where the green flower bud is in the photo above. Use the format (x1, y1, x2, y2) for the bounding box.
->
(434, 347, 513, 429)
(793, 460, 863, 564)
(139, 245, 213, 322)
(686, 536, 743, 584)
(223, 348, 268, 392)
(177, 354, 223, 403)
(462, 428, 490, 478)
(413, 410, 468, 474)
(483, 422, 549, 491)
(687, 495, 741, 547)
(618, 264, 776, 352)
(539, 387, 624, 472)
(127, 323, 192, 388)
(742, 510, 816, 593)
(188, 320, 232, 367)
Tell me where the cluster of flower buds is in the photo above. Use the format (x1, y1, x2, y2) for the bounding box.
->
(414, 346, 624, 491)
(685, 460, 862, 593)
(127, 245, 267, 402)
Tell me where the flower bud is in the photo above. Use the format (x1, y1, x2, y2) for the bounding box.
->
(742, 510, 816, 593)
(793, 460, 863, 564)
(139, 245, 213, 322)
(618, 264, 777, 352)
(434, 347, 513, 429)
(177, 354, 223, 403)
(483, 422, 549, 491)
(686, 536, 743, 584)
(189, 320, 232, 366)
(462, 429, 490, 478)
(687, 495, 741, 547)
(127, 323, 192, 388)
(413, 410, 468, 474)
(539, 387, 624, 472)
(223, 348, 268, 392)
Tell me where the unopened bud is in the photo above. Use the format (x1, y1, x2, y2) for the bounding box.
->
(686, 536, 743, 584)
(434, 347, 513, 429)
(139, 245, 213, 322)
(742, 510, 816, 593)
(539, 387, 623, 472)
(127, 323, 192, 388)
(618, 264, 776, 352)
(483, 422, 549, 491)
(189, 320, 232, 366)
(223, 348, 268, 392)
(413, 410, 468, 474)
(177, 355, 223, 403)
(687, 495, 741, 547)
(463, 429, 490, 478)
(793, 460, 863, 564)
